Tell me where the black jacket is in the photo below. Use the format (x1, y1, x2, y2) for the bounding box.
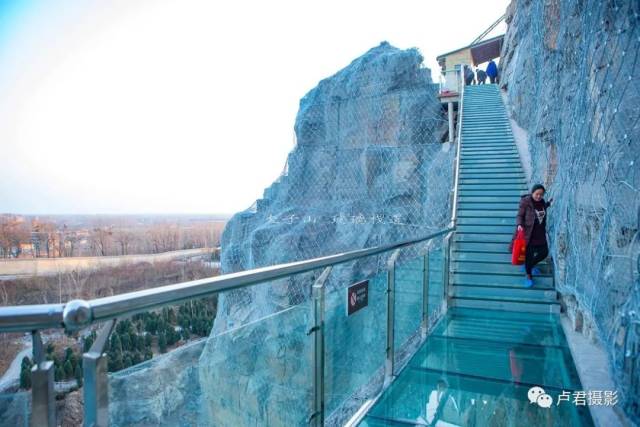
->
(508, 194, 551, 252)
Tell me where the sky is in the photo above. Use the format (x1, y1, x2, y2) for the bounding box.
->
(0, 0, 508, 215)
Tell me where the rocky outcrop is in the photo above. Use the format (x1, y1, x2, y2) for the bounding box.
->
(500, 0, 640, 421)
(199, 42, 453, 425)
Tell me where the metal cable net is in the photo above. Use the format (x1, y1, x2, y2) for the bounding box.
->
(192, 45, 456, 426)
(215, 45, 454, 333)
(501, 0, 640, 418)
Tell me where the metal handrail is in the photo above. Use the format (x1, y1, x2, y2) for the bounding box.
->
(0, 227, 454, 333)
(449, 67, 465, 227)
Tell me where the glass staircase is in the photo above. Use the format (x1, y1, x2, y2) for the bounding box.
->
(358, 85, 592, 426)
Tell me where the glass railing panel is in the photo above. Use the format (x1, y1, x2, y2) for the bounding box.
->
(393, 254, 424, 363)
(426, 241, 445, 320)
(324, 264, 388, 419)
(107, 276, 316, 427)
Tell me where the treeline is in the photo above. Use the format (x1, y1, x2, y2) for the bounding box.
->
(0, 214, 226, 258)
(19, 296, 217, 389)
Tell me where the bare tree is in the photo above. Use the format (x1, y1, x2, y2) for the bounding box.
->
(0, 216, 31, 258)
(113, 230, 135, 255)
(90, 227, 113, 256)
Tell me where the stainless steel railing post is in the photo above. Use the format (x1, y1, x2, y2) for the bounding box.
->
(442, 233, 453, 310)
(385, 249, 401, 385)
(83, 319, 117, 427)
(30, 331, 55, 427)
(421, 250, 430, 339)
(309, 267, 331, 427)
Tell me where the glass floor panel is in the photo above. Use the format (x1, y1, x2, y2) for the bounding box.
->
(360, 308, 594, 427)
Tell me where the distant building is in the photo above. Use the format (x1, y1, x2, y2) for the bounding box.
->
(436, 34, 504, 96)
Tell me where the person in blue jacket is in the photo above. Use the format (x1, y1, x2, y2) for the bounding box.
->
(486, 60, 499, 84)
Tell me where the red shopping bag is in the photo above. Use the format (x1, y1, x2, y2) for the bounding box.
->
(511, 229, 526, 265)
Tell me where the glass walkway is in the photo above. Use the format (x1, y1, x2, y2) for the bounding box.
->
(360, 307, 594, 426)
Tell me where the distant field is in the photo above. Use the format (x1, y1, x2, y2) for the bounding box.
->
(0, 248, 215, 278)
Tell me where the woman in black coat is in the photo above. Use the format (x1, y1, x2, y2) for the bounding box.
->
(509, 184, 553, 288)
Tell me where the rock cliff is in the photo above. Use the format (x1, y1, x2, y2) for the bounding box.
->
(500, 0, 639, 420)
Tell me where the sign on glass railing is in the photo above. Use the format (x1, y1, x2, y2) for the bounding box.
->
(346, 280, 369, 316)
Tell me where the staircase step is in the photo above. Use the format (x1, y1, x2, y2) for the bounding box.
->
(462, 142, 515, 147)
(462, 122, 510, 127)
(459, 183, 527, 190)
(450, 285, 558, 303)
(460, 158, 521, 165)
(453, 241, 515, 252)
(461, 150, 519, 156)
(463, 135, 514, 139)
(460, 168, 523, 174)
(458, 202, 519, 211)
(450, 297, 561, 314)
(461, 147, 517, 152)
(458, 196, 522, 204)
(457, 210, 516, 218)
(452, 261, 553, 277)
(460, 158, 521, 164)
(454, 232, 515, 242)
(459, 179, 526, 185)
(464, 113, 508, 118)
(462, 143, 515, 148)
(458, 190, 525, 198)
(463, 118, 508, 121)
(451, 272, 554, 288)
(460, 169, 524, 179)
(437, 317, 562, 344)
(463, 131, 512, 136)
(460, 154, 519, 160)
(462, 142, 515, 148)
(463, 119, 509, 125)
(460, 166, 524, 175)
(456, 217, 517, 225)
(462, 129, 511, 134)
(457, 224, 516, 233)
(452, 251, 549, 266)
(460, 173, 525, 178)
(460, 148, 520, 158)
(463, 135, 514, 140)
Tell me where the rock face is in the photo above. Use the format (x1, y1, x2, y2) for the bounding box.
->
(109, 340, 205, 426)
(500, 0, 640, 421)
(198, 42, 453, 425)
(214, 41, 450, 330)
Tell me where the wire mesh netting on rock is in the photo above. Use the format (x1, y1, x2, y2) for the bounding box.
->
(500, 0, 640, 420)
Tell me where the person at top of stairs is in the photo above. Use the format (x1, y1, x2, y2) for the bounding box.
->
(486, 59, 499, 84)
(508, 184, 554, 288)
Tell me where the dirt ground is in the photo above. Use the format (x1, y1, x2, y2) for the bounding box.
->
(0, 334, 23, 376)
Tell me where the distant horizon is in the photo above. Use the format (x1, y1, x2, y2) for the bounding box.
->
(1, 212, 233, 218)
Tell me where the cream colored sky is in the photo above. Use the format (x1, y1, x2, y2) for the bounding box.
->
(0, 0, 507, 215)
